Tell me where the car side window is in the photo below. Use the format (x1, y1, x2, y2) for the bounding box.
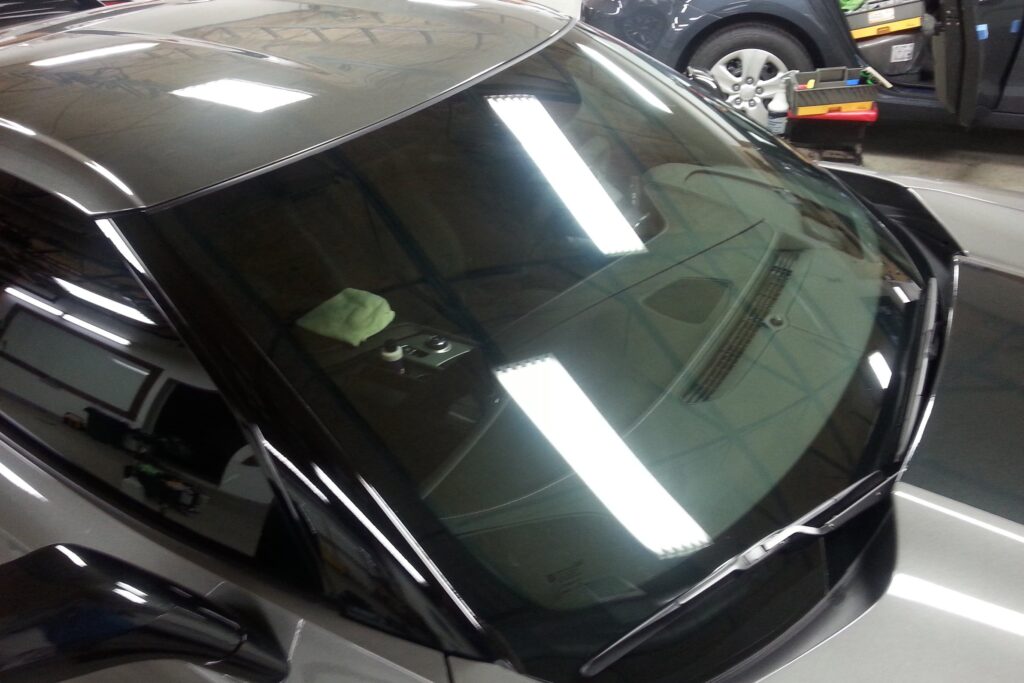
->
(0, 174, 277, 558)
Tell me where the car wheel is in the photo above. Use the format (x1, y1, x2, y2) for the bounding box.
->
(688, 23, 813, 121)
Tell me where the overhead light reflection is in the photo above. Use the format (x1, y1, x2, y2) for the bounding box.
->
(54, 277, 155, 325)
(906, 395, 935, 458)
(0, 461, 46, 501)
(61, 314, 130, 346)
(172, 79, 312, 113)
(361, 478, 482, 628)
(868, 351, 892, 389)
(890, 573, 1024, 638)
(30, 42, 158, 68)
(85, 160, 135, 197)
(112, 587, 147, 604)
(115, 581, 147, 598)
(4, 285, 132, 346)
(262, 440, 329, 504)
(54, 192, 90, 214)
(313, 466, 427, 585)
(894, 490, 1024, 546)
(577, 43, 672, 114)
(496, 355, 710, 558)
(55, 545, 87, 567)
(893, 285, 911, 304)
(96, 219, 146, 273)
(0, 117, 36, 137)
(5, 286, 63, 316)
(487, 95, 646, 256)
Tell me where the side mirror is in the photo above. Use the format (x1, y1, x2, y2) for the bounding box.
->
(0, 544, 288, 683)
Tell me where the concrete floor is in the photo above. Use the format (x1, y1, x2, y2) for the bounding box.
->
(862, 123, 1024, 194)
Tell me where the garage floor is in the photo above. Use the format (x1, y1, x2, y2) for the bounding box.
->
(862, 123, 1024, 194)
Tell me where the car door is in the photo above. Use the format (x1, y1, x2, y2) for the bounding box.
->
(0, 172, 454, 682)
(934, 0, 1024, 124)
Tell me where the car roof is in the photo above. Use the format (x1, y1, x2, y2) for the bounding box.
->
(0, 0, 571, 214)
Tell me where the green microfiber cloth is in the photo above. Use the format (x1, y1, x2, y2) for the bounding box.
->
(840, 0, 866, 12)
(297, 288, 395, 346)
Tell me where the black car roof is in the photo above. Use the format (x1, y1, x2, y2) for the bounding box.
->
(0, 0, 570, 214)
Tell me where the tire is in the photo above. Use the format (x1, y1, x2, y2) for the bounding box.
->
(686, 23, 813, 121)
(688, 23, 814, 75)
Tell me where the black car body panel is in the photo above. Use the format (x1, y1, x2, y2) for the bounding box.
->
(0, 0, 570, 214)
(2, 3, 1024, 682)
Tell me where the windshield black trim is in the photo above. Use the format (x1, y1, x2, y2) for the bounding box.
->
(579, 470, 896, 677)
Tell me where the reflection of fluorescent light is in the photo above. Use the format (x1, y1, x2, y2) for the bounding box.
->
(868, 351, 892, 389)
(496, 355, 709, 558)
(97, 219, 146, 274)
(56, 545, 87, 567)
(0, 461, 46, 501)
(62, 314, 131, 346)
(314, 466, 427, 584)
(362, 478, 482, 627)
(895, 490, 1024, 546)
(116, 582, 147, 598)
(5, 287, 63, 316)
(409, 0, 476, 6)
(577, 43, 671, 114)
(907, 395, 934, 457)
(55, 192, 90, 214)
(112, 587, 147, 604)
(890, 573, 1024, 638)
(55, 278, 155, 325)
(172, 79, 312, 113)
(893, 285, 911, 304)
(85, 161, 134, 196)
(111, 358, 150, 376)
(0, 117, 36, 137)
(31, 42, 158, 67)
(487, 95, 645, 256)
(262, 440, 329, 504)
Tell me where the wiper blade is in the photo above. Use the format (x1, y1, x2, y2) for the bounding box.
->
(895, 277, 939, 458)
(579, 472, 896, 678)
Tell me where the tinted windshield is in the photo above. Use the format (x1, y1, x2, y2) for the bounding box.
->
(134, 26, 922, 682)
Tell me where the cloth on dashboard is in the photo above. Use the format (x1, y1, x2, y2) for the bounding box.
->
(297, 287, 395, 346)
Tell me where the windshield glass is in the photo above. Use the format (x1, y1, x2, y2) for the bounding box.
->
(135, 25, 922, 681)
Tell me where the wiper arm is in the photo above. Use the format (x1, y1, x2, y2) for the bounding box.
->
(579, 472, 896, 678)
(895, 277, 939, 458)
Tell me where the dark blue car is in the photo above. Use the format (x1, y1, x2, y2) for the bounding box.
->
(584, 0, 1024, 128)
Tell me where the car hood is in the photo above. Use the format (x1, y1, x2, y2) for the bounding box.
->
(760, 168, 1024, 681)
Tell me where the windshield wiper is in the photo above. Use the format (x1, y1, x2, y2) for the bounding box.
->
(579, 471, 896, 678)
(895, 277, 939, 458)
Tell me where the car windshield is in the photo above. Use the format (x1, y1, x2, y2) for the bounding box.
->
(133, 25, 923, 682)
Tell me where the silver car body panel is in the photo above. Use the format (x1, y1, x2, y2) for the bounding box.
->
(760, 483, 1024, 682)
(822, 162, 1024, 274)
(0, 0, 570, 215)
